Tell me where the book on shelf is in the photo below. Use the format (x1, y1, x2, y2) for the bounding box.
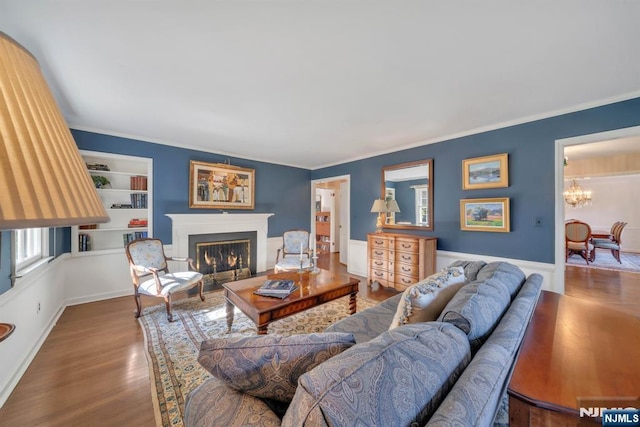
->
(130, 176, 148, 191)
(128, 218, 148, 228)
(253, 279, 297, 298)
(111, 203, 133, 209)
(122, 231, 148, 247)
(130, 193, 147, 209)
(79, 233, 92, 252)
(86, 163, 110, 171)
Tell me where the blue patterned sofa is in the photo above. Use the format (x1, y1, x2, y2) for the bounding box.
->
(184, 261, 543, 427)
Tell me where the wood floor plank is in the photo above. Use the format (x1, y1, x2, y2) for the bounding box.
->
(0, 256, 636, 426)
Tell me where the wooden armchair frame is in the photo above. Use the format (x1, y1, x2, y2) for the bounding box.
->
(125, 238, 204, 322)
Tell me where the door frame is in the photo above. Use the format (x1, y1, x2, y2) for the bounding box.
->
(554, 125, 640, 293)
(311, 174, 350, 265)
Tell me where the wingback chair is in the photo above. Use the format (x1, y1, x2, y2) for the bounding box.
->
(565, 220, 594, 264)
(125, 238, 205, 322)
(592, 221, 627, 263)
(274, 229, 312, 272)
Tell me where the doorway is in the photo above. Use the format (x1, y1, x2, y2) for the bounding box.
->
(311, 175, 350, 266)
(555, 125, 640, 292)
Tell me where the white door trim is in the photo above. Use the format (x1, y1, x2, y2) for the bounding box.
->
(554, 125, 640, 294)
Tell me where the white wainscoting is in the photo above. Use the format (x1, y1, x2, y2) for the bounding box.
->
(0, 255, 67, 408)
(347, 239, 369, 278)
(65, 251, 133, 305)
(346, 239, 558, 293)
(435, 250, 557, 292)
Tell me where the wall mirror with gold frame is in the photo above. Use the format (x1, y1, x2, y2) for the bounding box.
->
(381, 159, 433, 231)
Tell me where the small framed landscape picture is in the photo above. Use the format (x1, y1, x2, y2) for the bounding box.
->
(462, 153, 508, 190)
(189, 161, 255, 209)
(460, 197, 510, 232)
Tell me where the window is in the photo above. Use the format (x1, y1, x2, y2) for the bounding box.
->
(15, 228, 48, 271)
(413, 185, 429, 225)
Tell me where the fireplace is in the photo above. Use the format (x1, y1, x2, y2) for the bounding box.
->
(166, 213, 274, 278)
(189, 231, 257, 291)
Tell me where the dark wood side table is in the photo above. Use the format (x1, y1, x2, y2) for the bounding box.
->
(0, 323, 15, 342)
(508, 291, 640, 426)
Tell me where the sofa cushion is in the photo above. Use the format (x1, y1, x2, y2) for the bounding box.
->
(427, 274, 542, 427)
(283, 323, 471, 427)
(437, 278, 511, 352)
(325, 294, 402, 343)
(447, 260, 487, 282)
(197, 332, 355, 402)
(389, 266, 466, 329)
(475, 261, 525, 298)
(184, 378, 282, 427)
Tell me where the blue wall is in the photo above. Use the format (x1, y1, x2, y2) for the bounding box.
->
(0, 131, 311, 294)
(72, 130, 312, 242)
(2, 97, 640, 294)
(0, 231, 9, 294)
(312, 97, 640, 264)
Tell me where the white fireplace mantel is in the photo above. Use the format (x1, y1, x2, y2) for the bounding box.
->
(166, 213, 274, 272)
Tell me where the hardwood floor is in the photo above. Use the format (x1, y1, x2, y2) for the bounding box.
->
(0, 255, 636, 426)
(565, 265, 640, 318)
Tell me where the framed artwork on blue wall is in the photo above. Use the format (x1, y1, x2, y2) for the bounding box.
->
(462, 153, 509, 190)
(189, 161, 255, 209)
(460, 197, 510, 232)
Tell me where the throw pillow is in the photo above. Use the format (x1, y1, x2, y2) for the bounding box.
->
(437, 277, 511, 352)
(197, 332, 356, 403)
(388, 266, 466, 329)
(284, 323, 471, 427)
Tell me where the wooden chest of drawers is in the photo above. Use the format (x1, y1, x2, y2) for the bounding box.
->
(367, 232, 437, 291)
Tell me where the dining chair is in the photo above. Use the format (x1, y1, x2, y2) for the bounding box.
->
(125, 238, 205, 322)
(592, 221, 627, 263)
(565, 220, 594, 264)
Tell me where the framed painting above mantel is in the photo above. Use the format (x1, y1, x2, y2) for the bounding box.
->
(189, 161, 255, 209)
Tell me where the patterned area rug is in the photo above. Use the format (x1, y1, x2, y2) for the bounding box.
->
(566, 250, 640, 273)
(138, 291, 379, 427)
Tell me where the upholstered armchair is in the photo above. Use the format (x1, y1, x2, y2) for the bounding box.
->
(592, 221, 627, 263)
(274, 229, 312, 272)
(565, 220, 594, 264)
(125, 238, 205, 322)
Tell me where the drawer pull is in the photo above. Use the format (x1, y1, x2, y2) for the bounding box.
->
(374, 271, 384, 277)
(374, 240, 384, 245)
(402, 255, 411, 260)
(401, 278, 412, 284)
(374, 261, 383, 266)
(401, 266, 411, 272)
(402, 243, 411, 248)
(375, 251, 384, 256)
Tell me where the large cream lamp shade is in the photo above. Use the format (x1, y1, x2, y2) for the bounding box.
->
(0, 32, 108, 229)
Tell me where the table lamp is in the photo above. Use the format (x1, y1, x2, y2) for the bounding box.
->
(386, 199, 400, 224)
(370, 199, 387, 233)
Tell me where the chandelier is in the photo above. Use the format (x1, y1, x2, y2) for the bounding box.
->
(564, 180, 592, 208)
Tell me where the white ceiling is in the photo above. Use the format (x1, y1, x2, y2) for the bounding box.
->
(564, 136, 640, 160)
(2, 1, 640, 169)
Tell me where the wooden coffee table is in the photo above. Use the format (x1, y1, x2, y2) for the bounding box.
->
(223, 269, 360, 334)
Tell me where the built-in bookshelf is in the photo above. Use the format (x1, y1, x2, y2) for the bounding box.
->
(72, 151, 153, 255)
(315, 211, 332, 253)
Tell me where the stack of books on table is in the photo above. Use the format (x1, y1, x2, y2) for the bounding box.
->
(253, 280, 298, 299)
